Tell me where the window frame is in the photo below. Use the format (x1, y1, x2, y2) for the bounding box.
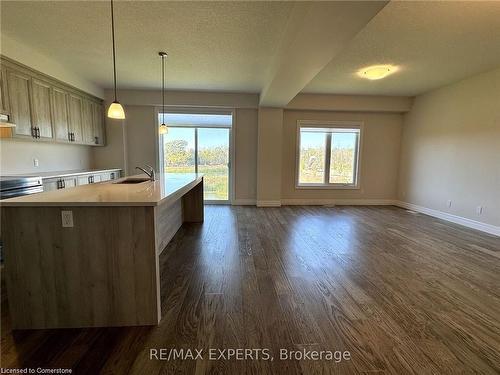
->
(295, 120, 363, 190)
(156, 107, 235, 204)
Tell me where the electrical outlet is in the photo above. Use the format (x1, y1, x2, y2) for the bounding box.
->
(33, 158, 39, 167)
(61, 210, 74, 227)
(476, 206, 483, 215)
(446, 200, 452, 208)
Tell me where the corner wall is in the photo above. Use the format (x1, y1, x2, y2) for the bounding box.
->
(281, 110, 403, 205)
(398, 67, 500, 230)
(92, 90, 259, 203)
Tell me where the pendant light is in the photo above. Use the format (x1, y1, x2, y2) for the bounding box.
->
(159, 52, 168, 135)
(107, 0, 125, 119)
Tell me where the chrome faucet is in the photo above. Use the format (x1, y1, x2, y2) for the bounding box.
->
(135, 165, 156, 181)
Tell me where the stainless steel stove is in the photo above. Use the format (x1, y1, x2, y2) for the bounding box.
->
(0, 176, 43, 200)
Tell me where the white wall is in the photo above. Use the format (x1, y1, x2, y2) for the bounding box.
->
(0, 140, 92, 175)
(398, 67, 500, 227)
(281, 110, 403, 204)
(256, 108, 283, 204)
(1, 34, 103, 98)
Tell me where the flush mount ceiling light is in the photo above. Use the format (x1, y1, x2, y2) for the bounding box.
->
(158, 51, 168, 135)
(107, 0, 125, 119)
(357, 64, 398, 80)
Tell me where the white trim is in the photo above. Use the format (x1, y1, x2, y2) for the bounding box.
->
(230, 110, 236, 205)
(295, 120, 364, 190)
(395, 201, 500, 237)
(157, 108, 234, 204)
(257, 200, 282, 207)
(281, 199, 395, 206)
(204, 200, 230, 205)
(232, 199, 257, 206)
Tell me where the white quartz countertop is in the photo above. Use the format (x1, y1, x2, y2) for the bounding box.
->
(4, 168, 122, 180)
(0, 173, 203, 207)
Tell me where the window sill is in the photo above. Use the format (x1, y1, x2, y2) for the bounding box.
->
(296, 184, 360, 190)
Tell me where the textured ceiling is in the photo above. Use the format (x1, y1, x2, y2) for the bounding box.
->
(304, 1, 500, 96)
(1, 1, 293, 92)
(2, 1, 500, 97)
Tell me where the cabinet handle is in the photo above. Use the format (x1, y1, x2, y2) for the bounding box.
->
(94, 136, 99, 145)
(62, 179, 66, 188)
(36, 127, 40, 138)
(68, 131, 71, 141)
(32, 127, 36, 138)
(72, 132, 75, 142)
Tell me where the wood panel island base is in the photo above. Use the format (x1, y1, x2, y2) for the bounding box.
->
(1, 173, 204, 330)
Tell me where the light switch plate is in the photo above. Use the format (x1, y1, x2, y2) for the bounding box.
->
(61, 210, 74, 227)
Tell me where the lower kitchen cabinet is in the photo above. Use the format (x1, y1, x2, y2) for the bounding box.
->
(43, 176, 76, 192)
(42, 170, 121, 192)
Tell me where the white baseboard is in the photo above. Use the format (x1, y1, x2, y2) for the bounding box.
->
(281, 199, 396, 206)
(232, 199, 257, 206)
(395, 201, 500, 237)
(256, 200, 282, 207)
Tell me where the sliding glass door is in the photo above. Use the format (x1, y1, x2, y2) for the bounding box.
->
(160, 113, 232, 203)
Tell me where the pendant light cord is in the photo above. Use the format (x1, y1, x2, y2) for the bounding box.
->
(160, 52, 167, 125)
(162, 54, 165, 124)
(111, 0, 118, 102)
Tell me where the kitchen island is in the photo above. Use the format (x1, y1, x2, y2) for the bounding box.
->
(1, 173, 203, 329)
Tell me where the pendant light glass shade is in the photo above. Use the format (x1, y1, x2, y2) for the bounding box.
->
(159, 123, 168, 134)
(108, 101, 125, 119)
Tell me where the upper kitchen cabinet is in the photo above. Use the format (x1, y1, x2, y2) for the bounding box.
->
(30, 78, 54, 139)
(92, 101, 105, 146)
(0, 56, 105, 146)
(68, 94, 84, 143)
(0, 67, 10, 115)
(6, 69, 33, 137)
(51, 87, 71, 142)
(81, 98, 95, 145)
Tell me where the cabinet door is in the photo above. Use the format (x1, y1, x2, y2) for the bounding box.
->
(81, 99, 94, 145)
(110, 170, 120, 180)
(77, 175, 90, 185)
(6, 69, 33, 137)
(0, 67, 9, 115)
(99, 172, 111, 182)
(52, 87, 71, 141)
(68, 94, 83, 143)
(62, 177, 77, 188)
(92, 102, 105, 145)
(30, 79, 53, 139)
(43, 179, 59, 192)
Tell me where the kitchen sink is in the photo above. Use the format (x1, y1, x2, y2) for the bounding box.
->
(114, 177, 151, 184)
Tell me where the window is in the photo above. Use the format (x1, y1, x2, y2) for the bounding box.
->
(159, 112, 232, 202)
(297, 122, 361, 188)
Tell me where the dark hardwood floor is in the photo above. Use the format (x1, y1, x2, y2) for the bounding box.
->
(1, 205, 499, 374)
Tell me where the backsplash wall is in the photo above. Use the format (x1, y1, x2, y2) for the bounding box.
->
(0, 140, 93, 175)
